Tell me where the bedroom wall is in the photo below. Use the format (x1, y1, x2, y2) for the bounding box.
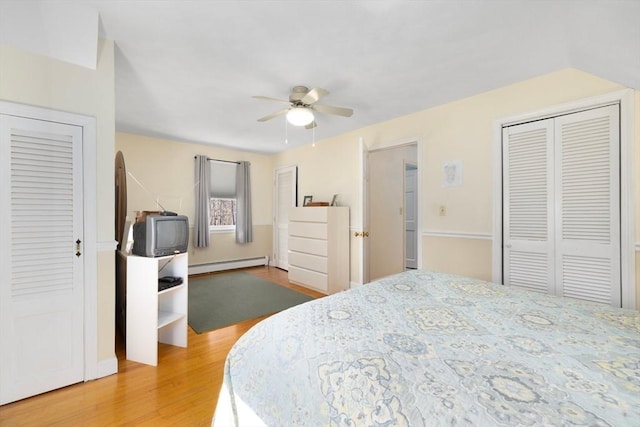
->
(412, 68, 628, 281)
(115, 132, 274, 265)
(274, 135, 361, 283)
(0, 42, 116, 362)
(275, 69, 638, 302)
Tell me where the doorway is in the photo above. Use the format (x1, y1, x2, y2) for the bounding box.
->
(405, 163, 418, 269)
(273, 165, 297, 270)
(368, 142, 418, 281)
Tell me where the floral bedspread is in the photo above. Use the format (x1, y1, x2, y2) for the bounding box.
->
(213, 270, 640, 426)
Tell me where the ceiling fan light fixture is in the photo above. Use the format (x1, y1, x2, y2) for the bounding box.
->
(286, 107, 314, 126)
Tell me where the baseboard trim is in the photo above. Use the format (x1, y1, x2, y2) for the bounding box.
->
(188, 256, 269, 275)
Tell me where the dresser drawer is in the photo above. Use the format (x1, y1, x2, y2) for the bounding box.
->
(289, 221, 328, 239)
(289, 207, 328, 222)
(288, 266, 328, 293)
(288, 251, 327, 274)
(289, 236, 328, 257)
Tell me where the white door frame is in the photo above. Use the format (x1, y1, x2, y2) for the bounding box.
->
(0, 100, 98, 381)
(365, 136, 423, 281)
(404, 162, 418, 269)
(357, 137, 370, 285)
(492, 89, 636, 309)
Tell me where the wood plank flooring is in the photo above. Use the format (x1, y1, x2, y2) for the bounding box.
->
(0, 266, 324, 427)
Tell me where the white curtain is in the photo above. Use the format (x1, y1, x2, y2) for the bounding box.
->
(235, 161, 253, 244)
(194, 155, 210, 248)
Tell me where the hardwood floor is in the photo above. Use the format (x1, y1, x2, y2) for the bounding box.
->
(0, 266, 324, 427)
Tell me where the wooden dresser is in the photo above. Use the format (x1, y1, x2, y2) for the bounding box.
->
(288, 206, 349, 294)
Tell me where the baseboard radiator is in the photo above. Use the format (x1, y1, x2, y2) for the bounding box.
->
(188, 256, 270, 275)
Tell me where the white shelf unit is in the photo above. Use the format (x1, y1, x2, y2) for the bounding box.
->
(126, 252, 188, 366)
(288, 207, 349, 294)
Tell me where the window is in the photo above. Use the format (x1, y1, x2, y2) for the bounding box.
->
(210, 198, 236, 230)
(209, 161, 237, 232)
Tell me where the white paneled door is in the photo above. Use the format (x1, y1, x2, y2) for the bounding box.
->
(0, 115, 84, 404)
(274, 166, 297, 270)
(503, 105, 620, 306)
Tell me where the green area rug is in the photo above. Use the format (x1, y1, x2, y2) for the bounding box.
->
(188, 272, 314, 333)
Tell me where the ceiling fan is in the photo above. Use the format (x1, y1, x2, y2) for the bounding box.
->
(253, 86, 353, 129)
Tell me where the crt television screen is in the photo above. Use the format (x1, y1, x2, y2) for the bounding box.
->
(155, 218, 187, 250)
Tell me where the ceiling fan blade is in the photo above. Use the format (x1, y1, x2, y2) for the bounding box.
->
(301, 87, 329, 105)
(305, 121, 317, 130)
(257, 109, 289, 122)
(313, 104, 353, 117)
(252, 95, 291, 104)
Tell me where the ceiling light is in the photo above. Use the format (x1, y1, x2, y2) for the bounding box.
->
(286, 107, 314, 126)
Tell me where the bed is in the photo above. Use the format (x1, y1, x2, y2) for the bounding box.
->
(213, 270, 640, 426)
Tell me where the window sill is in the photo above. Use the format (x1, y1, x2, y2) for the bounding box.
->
(209, 226, 236, 234)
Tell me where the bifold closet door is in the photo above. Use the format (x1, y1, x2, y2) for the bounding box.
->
(503, 119, 555, 294)
(503, 105, 620, 306)
(0, 115, 84, 404)
(554, 106, 620, 305)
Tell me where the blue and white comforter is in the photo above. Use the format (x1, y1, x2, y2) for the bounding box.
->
(213, 270, 640, 426)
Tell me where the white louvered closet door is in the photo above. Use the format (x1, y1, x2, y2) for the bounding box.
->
(503, 120, 555, 294)
(554, 106, 620, 305)
(0, 115, 84, 404)
(503, 105, 620, 306)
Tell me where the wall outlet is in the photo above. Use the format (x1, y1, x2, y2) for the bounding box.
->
(439, 205, 446, 216)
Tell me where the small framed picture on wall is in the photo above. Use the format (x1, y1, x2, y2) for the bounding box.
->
(443, 161, 462, 187)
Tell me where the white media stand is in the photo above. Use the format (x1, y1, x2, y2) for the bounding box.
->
(125, 252, 188, 366)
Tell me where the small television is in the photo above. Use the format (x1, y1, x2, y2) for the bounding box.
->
(132, 214, 189, 257)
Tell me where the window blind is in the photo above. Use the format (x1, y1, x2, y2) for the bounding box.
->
(210, 161, 237, 198)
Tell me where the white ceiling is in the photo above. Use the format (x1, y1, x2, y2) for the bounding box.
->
(2, 1, 640, 154)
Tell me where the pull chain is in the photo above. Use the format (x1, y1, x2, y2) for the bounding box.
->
(285, 117, 289, 144)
